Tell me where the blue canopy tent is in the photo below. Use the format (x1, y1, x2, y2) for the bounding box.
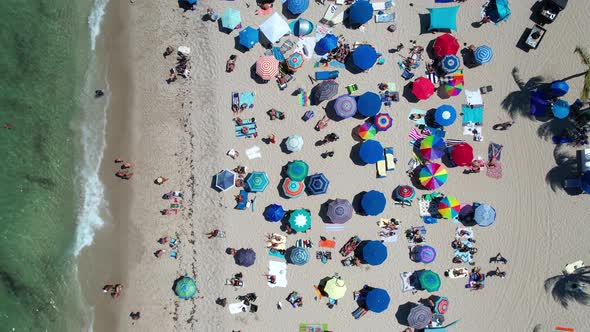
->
(550, 80, 569, 97)
(349, 0, 373, 25)
(428, 6, 459, 31)
(485, 0, 511, 24)
(264, 204, 285, 222)
(286, 0, 309, 15)
(351, 45, 378, 71)
(361, 190, 386, 216)
(364, 288, 390, 313)
(361, 240, 388, 265)
(239, 26, 259, 49)
(581, 171, 590, 194)
(552, 99, 570, 119)
(359, 140, 384, 164)
(357, 92, 382, 117)
(315, 34, 338, 56)
(434, 104, 457, 126)
(530, 89, 550, 116)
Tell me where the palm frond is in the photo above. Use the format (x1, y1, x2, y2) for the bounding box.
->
(545, 267, 590, 308)
(574, 47, 590, 101)
(574, 47, 590, 67)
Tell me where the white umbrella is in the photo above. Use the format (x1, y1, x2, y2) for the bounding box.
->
(259, 13, 291, 43)
(286, 135, 304, 152)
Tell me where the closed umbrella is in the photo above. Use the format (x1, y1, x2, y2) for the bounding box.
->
(287, 52, 305, 71)
(365, 288, 390, 313)
(432, 296, 449, 314)
(433, 33, 459, 57)
(256, 55, 279, 80)
(215, 169, 236, 191)
(234, 248, 256, 267)
(474, 45, 493, 65)
(412, 77, 435, 100)
(359, 140, 384, 164)
(349, 0, 373, 25)
(552, 99, 570, 119)
(361, 190, 386, 216)
(289, 208, 311, 232)
(408, 304, 433, 329)
(418, 163, 448, 190)
(420, 135, 446, 160)
(434, 104, 457, 126)
(221, 8, 242, 30)
(474, 203, 496, 227)
(351, 45, 378, 71)
(315, 34, 338, 56)
(327, 198, 353, 224)
(334, 94, 357, 118)
(323, 277, 347, 299)
(286, 160, 309, 181)
(282, 178, 305, 198)
(450, 143, 473, 166)
(440, 55, 460, 73)
(264, 204, 285, 222)
(361, 240, 388, 265)
(312, 81, 339, 104)
(357, 91, 381, 117)
(307, 173, 329, 195)
(245, 171, 269, 192)
(286, 0, 309, 14)
(239, 26, 259, 49)
(550, 80, 569, 97)
(288, 246, 310, 265)
(358, 122, 377, 140)
(374, 113, 393, 131)
(418, 270, 441, 292)
(438, 196, 461, 219)
(415, 245, 437, 264)
(286, 135, 304, 152)
(174, 276, 198, 299)
(394, 185, 416, 202)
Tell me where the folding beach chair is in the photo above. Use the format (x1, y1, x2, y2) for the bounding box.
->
(385, 147, 396, 171)
(376, 157, 387, 178)
(320, 4, 338, 26)
(346, 84, 359, 94)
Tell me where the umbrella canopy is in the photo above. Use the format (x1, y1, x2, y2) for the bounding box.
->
(256, 56, 279, 80)
(351, 45, 378, 71)
(434, 104, 457, 127)
(552, 99, 570, 119)
(334, 94, 358, 118)
(282, 178, 305, 198)
(327, 198, 353, 224)
(438, 196, 461, 219)
(374, 112, 393, 131)
(264, 204, 285, 222)
(408, 304, 434, 329)
(259, 13, 291, 43)
(433, 33, 459, 57)
(418, 163, 448, 190)
(307, 173, 329, 195)
(359, 140, 384, 164)
(474, 203, 496, 227)
(286, 0, 309, 15)
(451, 143, 474, 166)
(362, 240, 388, 265)
(287, 52, 305, 71)
(418, 270, 441, 292)
(365, 288, 390, 313)
(286, 160, 309, 181)
(315, 34, 338, 56)
(349, 0, 373, 25)
(358, 122, 377, 140)
(312, 81, 339, 104)
(581, 171, 590, 194)
(286, 135, 304, 152)
(440, 55, 460, 73)
(550, 80, 569, 97)
(289, 208, 311, 232)
(215, 169, 237, 191)
(357, 91, 382, 117)
(474, 45, 493, 65)
(420, 135, 446, 160)
(293, 18, 314, 36)
(174, 276, 197, 299)
(323, 277, 347, 299)
(361, 190, 386, 216)
(245, 171, 269, 192)
(221, 8, 242, 30)
(433, 296, 449, 314)
(235, 248, 256, 267)
(412, 77, 435, 100)
(394, 185, 416, 202)
(239, 26, 259, 49)
(444, 80, 463, 97)
(288, 246, 310, 265)
(415, 245, 437, 264)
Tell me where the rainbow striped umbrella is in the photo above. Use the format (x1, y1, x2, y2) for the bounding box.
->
(358, 122, 377, 140)
(287, 52, 305, 71)
(282, 178, 305, 198)
(444, 80, 463, 97)
(438, 196, 461, 219)
(419, 135, 446, 160)
(418, 163, 448, 190)
(374, 112, 393, 131)
(256, 55, 279, 80)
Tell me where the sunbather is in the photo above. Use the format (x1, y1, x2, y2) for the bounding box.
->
(226, 55, 237, 73)
(315, 115, 330, 131)
(409, 113, 425, 120)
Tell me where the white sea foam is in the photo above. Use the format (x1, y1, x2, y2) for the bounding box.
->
(88, 0, 109, 51)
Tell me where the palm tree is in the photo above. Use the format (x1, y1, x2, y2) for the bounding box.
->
(545, 145, 577, 192)
(573, 47, 590, 101)
(544, 266, 590, 308)
(501, 67, 545, 118)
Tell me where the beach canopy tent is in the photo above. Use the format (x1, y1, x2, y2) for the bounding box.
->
(312, 80, 339, 104)
(358, 122, 377, 140)
(215, 169, 237, 191)
(474, 203, 496, 227)
(286, 134, 304, 152)
(414, 245, 437, 264)
(418, 270, 441, 292)
(428, 6, 459, 31)
(334, 94, 358, 118)
(394, 185, 416, 202)
(264, 204, 285, 222)
(327, 198, 353, 224)
(474, 45, 493, 65)
(259, 13, 291, 43)
(307, 173, 329, 195)
(292, 18, 314, 37)
(315, 34, 338, 56)
(351, 45, 378, 71)
(357, 91, 382, 117)
(174, 276, 197, 299)
(408, 304, 434, 329)
(374, 113, 393, 131)
(485, 0, 511, 24)
(286, 0, 309, 15)
(282, 178, 305, 198)
(364, 288, 391, 313)
(530, 89, 550, 116)
(361, 241, 388, 265)
(431, 295, 449, 314)
(349, 0, 373, 25)
(438, 196, 461, 219)
(287, 52, 305, 71)
(420, 135, 446, 160)
(552, 99, 570, 119)
(256, 55, 279, 80)
(359, 139, 384, 164)
(289, 208, 312, 232)
(361, 190, 386, 216)
(221, 8, 242, 30)
(450, 143, 474, 166)
(419, 163, 448, 190)
(288, 246, 310, 265)
(433, 33, 460, 57)
(550, 80, 569, 97)
(323, 277, 347, 299)
(434, 104, 457, 127)
(440, 55, 460, 74)
(286, 160, 309, 181)
(245, 171, 269, 192)
(239, 26, 259, 49)
(412, 77, 436, 100)
(234, 248, 257, 267)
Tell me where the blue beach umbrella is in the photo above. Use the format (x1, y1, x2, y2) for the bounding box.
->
(315, 34, 338, 56)
(349, 0, 373, 25)
(440, 55, 460, 73)
(351, 45, 378, 71)
(307, 173, 329, 195)
(361, 240, 388, 265)
(361, 190, 386, 216)
(357, 92, 382, 117)
(550, 80, 569, 97)
(358, 140, 384, 164)
(552, 99, 570, 119)
(434, 104, 457, 127)
(234, 248, 256, 267)
(186, 0, 197, 4)
(221, 8, 242, 30)
(264, 204, 285, 222)
(215, 169, 236, 191)
(474, 203, 496, 227)
(581, 171, 590, 194)
(474, 45, 493, 65)
(287, 0, 309, 15)
(239, 26, 259, 49)
(365, 288, 391, 313)
(245, 171, 269, 192)
(174, 276, 197, 299)
(288, 246, 310, 265)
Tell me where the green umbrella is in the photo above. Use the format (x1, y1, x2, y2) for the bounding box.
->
(246, 171, 269, 192)
(174, 276, 197, 299)
(289, 208, 311, 232)
(418, 270, 441, 293)
(286, 160, 309, 181)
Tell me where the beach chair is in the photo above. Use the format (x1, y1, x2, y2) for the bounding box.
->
(339, 236, 361, 256)
(480, 85, 493, 94)
(352, 307, 368, 319)
(302, 110, 315, 121)
(315, 71, 339, 80)
(384, 147, 396, 171)
(235, 190, 249, 210)
(320, 4, 338, 26)
(376, 157, 387, 178)
(279, 40, 294, 54)
(401, 70, 415, 80)
(346, 84, 359, 94)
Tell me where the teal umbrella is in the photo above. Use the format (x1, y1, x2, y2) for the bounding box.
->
(289, 208, 311, 232)
(174, 276, 197, 299)
(418, 270, 441, 292)
(286, 160, 309, 181)
(221, 8, 242, 30)
(246, 171, 269, 192)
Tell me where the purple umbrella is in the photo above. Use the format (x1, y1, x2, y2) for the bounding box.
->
(234, 248, 256, 267)
(414, 245, 437, 264)
(334, 95, 357, 118)
(326, 198, 353, 224)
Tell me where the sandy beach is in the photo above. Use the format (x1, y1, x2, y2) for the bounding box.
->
(83, 0, 590, 331)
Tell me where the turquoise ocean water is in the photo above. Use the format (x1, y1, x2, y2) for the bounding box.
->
(0, 0, 110, 330)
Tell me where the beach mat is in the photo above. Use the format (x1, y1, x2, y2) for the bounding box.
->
(299, 91, 310, 106)
(555, 327, 574, 332)
(235, 122, 257, 137)
(299, 323, 329, 332)
(486, 162, 503, 179)
(325, 224, 345, 232)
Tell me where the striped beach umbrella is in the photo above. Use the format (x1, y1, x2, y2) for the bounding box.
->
(286, 160, 309, 181)
(415, 245, 437, 264)
(418, 163, 448, 190)
(374, 113, 393, 131)
(444, 80, 463, 97)
(286, 135, 304, 152)
(289, 208, 311, 232)
(174, 276, 197, 299)
(334, 94, 357, 118)
(418, 270, 441, 292)
(287, 52, 305, 71)
(432, 296, 449, 314)
(282, 178, 305, 198)
(438, 196, 461, 219)
(407, 304, 433, 329)
(245, 171, 269, 192)
(394, 185, 416, 202)
(239, 26, 259, 49)
(256, 55, 279, 80)
(358, 122, 377, 140)
(221, 8, 242, 30)
(323, 277, 347, 299)
(288, 246, 310, 265)
(440, 55, 460, 73)
(312, 80, 339, 104)
(327, 199, 353, 224)
(307, 173, 329, 195)
(434, 104, 457, 127)
(474, 45, 493, 65)
(420, 135, 446, 160)
(412, 77, 435, 100)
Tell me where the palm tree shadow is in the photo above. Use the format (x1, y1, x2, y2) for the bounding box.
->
(536, 118, 575, 141)
(501, 67, 547, 119)
(544, 266, 590, 308)
(545, 146, 578, 192)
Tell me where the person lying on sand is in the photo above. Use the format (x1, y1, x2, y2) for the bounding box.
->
(409, 113, 425, 120)
(154, 176, 168, 185)
(102, 284, 114, 293)
(154, 249, 165, 258)
(112, 284, 123, 298)
(206, 229, 221, 239)
(226, 55, 237, 73)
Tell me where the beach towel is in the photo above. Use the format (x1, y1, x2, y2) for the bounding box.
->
(418, 198, 433, 216)
(555, 327, 574, 331)
(463, 122, 483, 137)
(272, 47, 286, 61)
(488, 142, 503, 161)
(229, 301, 248, 314)
(486, 162, 502, 179)
(462, 105, 484, 125)
(296, 37, 317, 59)
(465, 90, 483, 106)
(380, 228, 399, 243)
(299, 323, 329, 332)
(314, 61, 329, 68)
(427, 72, 439, 85)
(269, 249, 286, 259)
(239, 92, 255, 109)
(245, 146, 261, 159)
(299, 91, 310, 106)
(454, 250, 473, 263)
(400, 272, 416, 293)
(455, 227, 474, 238)
(328, 60, 346, 68)
(268, 260, 288, 288)
(319, 239, 336, 248)
(408, 108, 427, 126)
(325, 224, 345, 232)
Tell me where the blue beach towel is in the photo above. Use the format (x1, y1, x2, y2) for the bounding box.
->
(462, 105, 484, 125)
(235, 122, 257, 137)
(239, 92, 255, 109)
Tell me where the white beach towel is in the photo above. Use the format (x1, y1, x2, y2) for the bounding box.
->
(380, 228, 399, 243)
(455, 227, 474, 238)
(400, 272, 416, 293)
(229, 301, 247, 314)
(268, 260, 287, 288)
(418, 198, 432, 217)
(246, 146, 261, 160)
(295, 37, 317, 59)
(465, 89, 483, 106)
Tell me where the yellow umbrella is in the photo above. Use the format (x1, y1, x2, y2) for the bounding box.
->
(323, 277, 347, 299)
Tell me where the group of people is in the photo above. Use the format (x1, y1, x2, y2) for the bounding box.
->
(102, 283, 123, 299)
(166, 47, 191, 83)
(114, 158, 134, 180)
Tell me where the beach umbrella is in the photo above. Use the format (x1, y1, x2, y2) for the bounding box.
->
(361, 190, 386, 216)
(433, 33, 459, 57)
(408, 304, 434, 329)
(444, 80, 463, 97)
(286, 135, 304, 152)
(286, 160, 309, 181)
(418, 163, 448, 190)
(174, 276, 197, 299)
(307, 173, 329, 195)
(286, 0, 309, 14)
(315, 34, 338, 56)
(221, 8, 242, 30)
(293, 18, 314, 36)
(287, 52, 305, 71)
(327, 199, 353, 224)
(362, 240, 388, 265)
(418, 270, 441, 292)
(186, 0, 197, 4)
(264, 204, 285, 222)
(234, 248, 256, 267)
(358, 122, 377, 140)
(282, 178, 305, 198)
(415, 245, 437, 264)
(394, 185, 416, 202)
(245, 171, 269, 192)
(349, 0, 373, 25)
(552, 99, 570, 119)
(438, 196, 461, 219)
(420, 135, 446, 160)
(256, 55, 279, 80)
(440, 55, 460, 74)
(359, 140, 384, 164)
(312, 80, 339, 104)
(581, 171, 590, 194)
(412, 77, 435, 100)
(374, 113, 393, 131)
(365, 288, 390, 313)
(323, 277, 347, 299)
(289, 208, 311, 232)
(550, 80, 569, 97)
(474, 203, 496, 227)
(215, 169, 236, 191)
(351, 45, 378, 71)
(239, 26, 259, 49)
(432, 296, 449, 314)
(357, 91, 381, 117)
(450, 143, 473, 166)
(259, 13, 291, 43)
(288, 246, 310, 265)
(434, 104, 457, 127)
(334, 94, 358, 118)
(474, 45, 493, 65)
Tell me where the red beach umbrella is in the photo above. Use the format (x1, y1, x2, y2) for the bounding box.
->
(412, 77, 435, 100)
(451, 143, 474, 166)
(433, 33, 459, 57)
(256, 55, 279, 80)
